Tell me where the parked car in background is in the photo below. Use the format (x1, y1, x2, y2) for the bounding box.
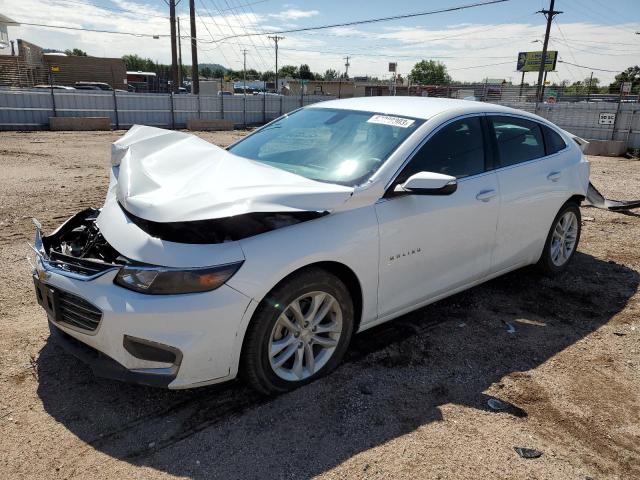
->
(33, 85, 75, 90)
(74, 81, 113, 91)
(31, 97, 589, 394)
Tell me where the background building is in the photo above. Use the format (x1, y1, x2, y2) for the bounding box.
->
(0, 39, 127, 89)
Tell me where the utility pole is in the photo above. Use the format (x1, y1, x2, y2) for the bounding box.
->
(587, 71, 593, 102)
(536, 0, 562, 102)
(242, 49, 248, 128)
(269, 35, 284, 93)
(242, 49, 248, 94)
(344, 56, 350, 78)
(169, 0, 179, 93)
(189, 0, 199, 94)
(177, 17, 183, 88)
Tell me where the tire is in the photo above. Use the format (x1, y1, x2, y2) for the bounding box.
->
(537, 201, 582, 276)
(240, 267, 354, 395)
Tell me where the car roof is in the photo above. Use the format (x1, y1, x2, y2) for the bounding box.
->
(307, 96, 528, 121)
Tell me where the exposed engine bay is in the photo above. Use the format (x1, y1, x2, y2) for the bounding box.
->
(40, 209, 129, 274)
(41, 206, 327, 275)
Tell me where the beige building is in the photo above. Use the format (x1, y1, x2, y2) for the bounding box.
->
(0, 39, 127, 89)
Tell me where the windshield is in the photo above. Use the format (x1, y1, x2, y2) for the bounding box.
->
(228, 108, 423, 186)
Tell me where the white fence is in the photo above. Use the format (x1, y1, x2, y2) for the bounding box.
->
(2, 89, 640, 149)
(0, 89, 335, 130)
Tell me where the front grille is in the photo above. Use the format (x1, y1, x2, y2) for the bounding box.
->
(56, 290, 102, 332)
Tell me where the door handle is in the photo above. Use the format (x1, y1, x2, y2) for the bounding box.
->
(476, 189, 497, 202)
(547, 171, 561, 182)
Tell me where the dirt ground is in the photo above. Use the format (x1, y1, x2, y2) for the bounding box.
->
(0, 130, 639, 480)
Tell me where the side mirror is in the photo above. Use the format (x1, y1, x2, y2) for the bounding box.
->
(400, 171, 457, 195)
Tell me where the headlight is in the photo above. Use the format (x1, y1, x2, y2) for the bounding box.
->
(114, 261, 243, 295)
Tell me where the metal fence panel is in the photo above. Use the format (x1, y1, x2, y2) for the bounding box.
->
(54, 91, 117, 124)
(0, 90, 52, 129)
(116, 92, 172, 128)
(2, 88, 639, 150)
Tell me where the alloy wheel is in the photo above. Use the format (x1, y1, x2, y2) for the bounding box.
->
(550, 210, 579, 266)
(268, 291, 343, 381)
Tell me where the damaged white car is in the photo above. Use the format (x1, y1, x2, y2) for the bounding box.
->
(31, 97, 590, 393)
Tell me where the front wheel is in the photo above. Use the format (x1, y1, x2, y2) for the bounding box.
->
(537, 201, 581, 275)
(240, 268, 354, 395)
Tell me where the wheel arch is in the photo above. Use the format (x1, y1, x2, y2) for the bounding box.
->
(250, 261, 364, 335)
(234, 261, 365, 390)
(568, 193, 585, 205)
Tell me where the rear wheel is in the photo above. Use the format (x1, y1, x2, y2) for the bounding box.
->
(537, 201, 581, 275)
(241, 268, 354, 395)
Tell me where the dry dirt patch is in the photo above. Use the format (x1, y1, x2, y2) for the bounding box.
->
(0, 130, 638, 480)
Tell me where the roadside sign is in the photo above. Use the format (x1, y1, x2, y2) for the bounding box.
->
(50, 65, 60, 73)
(622, 81, 632, 94)
(516, 51, 558, 72)
(388, 62, 397, 73)
(598, 112, 616, 125)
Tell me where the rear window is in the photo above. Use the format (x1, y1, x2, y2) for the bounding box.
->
(543, 125, 567, 155)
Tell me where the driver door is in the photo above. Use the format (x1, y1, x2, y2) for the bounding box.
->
(375, 115, 500, 319)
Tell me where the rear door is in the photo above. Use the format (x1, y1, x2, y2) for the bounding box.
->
(488, 115, 572, 273)
(375, 115, 500, 319)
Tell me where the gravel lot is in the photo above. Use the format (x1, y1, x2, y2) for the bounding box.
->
(1, 130, 639, 480)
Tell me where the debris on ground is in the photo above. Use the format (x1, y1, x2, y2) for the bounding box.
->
(486, 397, 527, 417)
(502, 321, 516, 334)
(514, 447, 543, 459)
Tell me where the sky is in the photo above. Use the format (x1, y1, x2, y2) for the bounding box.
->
(2, 0, 640, 84)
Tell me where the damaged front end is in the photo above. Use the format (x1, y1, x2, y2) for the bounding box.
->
(32, 209, 128, 279)
(122, 206, 327, 244)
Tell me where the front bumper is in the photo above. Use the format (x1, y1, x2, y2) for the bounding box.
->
(33, 265, 254, 389)
(48, 321, 177, 388)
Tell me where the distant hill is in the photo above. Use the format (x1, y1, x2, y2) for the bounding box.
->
(199, 63, 227, 72)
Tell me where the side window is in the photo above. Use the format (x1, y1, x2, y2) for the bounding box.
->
(491, 116, 545, 167)
(542, 125, 567, 155)
(399, 116, 485, 181)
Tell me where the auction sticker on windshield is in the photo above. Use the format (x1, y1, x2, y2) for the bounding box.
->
(367, 114, 415, 128)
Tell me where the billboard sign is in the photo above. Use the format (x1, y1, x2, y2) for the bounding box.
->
(516, 51, 558, 72)
(388, 62, 397, 73)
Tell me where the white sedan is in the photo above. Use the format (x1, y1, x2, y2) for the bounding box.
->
(31, 97, 589, 394)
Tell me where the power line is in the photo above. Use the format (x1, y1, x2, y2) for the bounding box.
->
(557, 60, 620, 73)
(448, 60, 513, 71)
(52, 0, 169, 18)
(15, 21, 167, 38)
(210, 0, 510, 42)
(217, 0, 271, 71)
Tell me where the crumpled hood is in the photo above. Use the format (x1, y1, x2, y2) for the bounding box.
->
(111, 125, 354, 223)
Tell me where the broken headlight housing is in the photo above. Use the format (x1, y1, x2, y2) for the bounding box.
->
(114, 262, 243, 295)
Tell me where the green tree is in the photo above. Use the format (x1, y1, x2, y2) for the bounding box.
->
(245, 68, 260, 80)
(122, 54, 157, 72)
(298, 64, 313, 80)
(609, 65, 640, 94)
(199, 66, 213, 79)
(64, 48, 87, 56)
(260, 70, 275, 81)
(278, 64, 298, 78)
(409, 60, 451, 85)
(583, 76, 600, 94)
(212, 67, 226, 78)
(323, 68, 338, 80)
